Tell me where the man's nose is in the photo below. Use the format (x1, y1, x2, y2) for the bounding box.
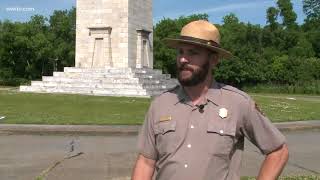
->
(178, 56, 189, 64)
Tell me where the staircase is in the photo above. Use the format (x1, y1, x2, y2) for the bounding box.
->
(19, 67, 178, 97)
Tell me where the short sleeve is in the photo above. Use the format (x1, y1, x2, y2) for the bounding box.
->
(241, 97, 286, 155)
(137, 101, 158, 160)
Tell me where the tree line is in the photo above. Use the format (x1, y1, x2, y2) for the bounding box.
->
(154, 0, 320, 94)
(0, 0, 319, 93)
(0, 8, 76, 85)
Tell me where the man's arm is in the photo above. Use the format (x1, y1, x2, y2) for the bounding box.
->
(131, 154, 156, 180)
(257, 144, 289, 180)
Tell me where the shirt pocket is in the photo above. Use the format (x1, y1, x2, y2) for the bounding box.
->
(206, 120, 236, 157)
(154, 120, 178, 156)
(204, 122, 236, 180)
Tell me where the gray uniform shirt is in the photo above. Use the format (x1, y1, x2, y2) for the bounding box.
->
(137, 82, 286, 180)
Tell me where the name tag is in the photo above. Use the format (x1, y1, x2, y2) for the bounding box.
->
(160, 116, 172, 122)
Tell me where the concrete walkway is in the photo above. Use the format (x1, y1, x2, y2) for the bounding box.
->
(0, 130, 320, 180)
(0, 121, 320, 180)
(1, 120, 320, 135)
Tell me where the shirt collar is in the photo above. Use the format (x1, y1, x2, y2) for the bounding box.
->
(206, 80, 222, 106)
(174, 80, 222, 107)
(175, 85, 191, 106)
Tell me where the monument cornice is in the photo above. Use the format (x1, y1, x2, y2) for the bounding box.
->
(136, 28, 152, 34)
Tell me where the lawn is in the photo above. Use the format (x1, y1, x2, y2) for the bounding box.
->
(0, 88, 319, 125)
(241, 175, 320, 180)
(0, 88, 150, 125)
(251, 93, 320, 122)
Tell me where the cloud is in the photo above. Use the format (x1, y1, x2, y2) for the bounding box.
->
(192, 1, 273, 14)
(194, 0, 303, 14)
(153, 1, 275, 22)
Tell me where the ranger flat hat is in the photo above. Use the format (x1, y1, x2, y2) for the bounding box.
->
(164, 20, 233, 59)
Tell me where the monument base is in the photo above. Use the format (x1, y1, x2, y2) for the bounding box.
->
(20, 67, 178, 97)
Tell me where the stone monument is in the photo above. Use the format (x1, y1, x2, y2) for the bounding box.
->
(20, 0, 177, 97)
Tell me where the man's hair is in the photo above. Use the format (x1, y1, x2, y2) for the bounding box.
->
(207, 51, 219, 61)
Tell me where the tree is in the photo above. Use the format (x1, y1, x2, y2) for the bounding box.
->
(277, 0, 298, 28)
(303, 0, 320, 20)
(302, 1, 320, 57)
(0, 8, 76, 85)
(288, 35, 315, 57)
(266, 7, 280, 30)
(49, 7, 76, 70)
(25, 15, 51, 78)
(1, 6, 319, 93)
(218, 14, 266, 87)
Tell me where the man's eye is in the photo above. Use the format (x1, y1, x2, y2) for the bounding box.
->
(177, 49, 183, 55)
(189, 51, 198, 55)
(177, 49, 198, 56)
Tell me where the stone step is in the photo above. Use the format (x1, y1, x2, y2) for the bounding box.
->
(42, 76, 140, 84)
(41, 76, 177, 86)
(41, 76, 173, 85)
(63, 67, 163, 75)
(30, 81, 174, 90)
(20, 86, 166, 97)
(20, 68, 178, 97)
(53, 72, 171, 79)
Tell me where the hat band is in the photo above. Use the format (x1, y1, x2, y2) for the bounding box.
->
(179, 36, 221, 48)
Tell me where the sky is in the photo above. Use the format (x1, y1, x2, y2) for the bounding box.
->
(0, 0, 306, 26)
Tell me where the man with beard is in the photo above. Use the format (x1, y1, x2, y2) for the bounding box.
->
(132, 20, 289, 180)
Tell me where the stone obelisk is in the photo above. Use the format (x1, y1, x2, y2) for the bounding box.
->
(76, 0, 153, 69)
(20, 0, 177, 97)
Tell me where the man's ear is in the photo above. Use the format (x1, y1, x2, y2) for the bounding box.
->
(209, 53, 219, 66)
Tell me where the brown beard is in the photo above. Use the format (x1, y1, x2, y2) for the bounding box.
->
(177, 59, 210, 87)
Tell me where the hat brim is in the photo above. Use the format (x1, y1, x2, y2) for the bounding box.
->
(164, 38, 233, 59)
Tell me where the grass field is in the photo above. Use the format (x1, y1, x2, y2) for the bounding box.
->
(0, 88, 150, 125)
(241, 175, 320, 180)
(251, 93, 320, 122)
(0, 88, 319, 125)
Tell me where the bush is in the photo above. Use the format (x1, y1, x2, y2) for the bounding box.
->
(0, 78, 30, 86)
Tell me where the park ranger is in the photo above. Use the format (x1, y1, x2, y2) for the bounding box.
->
(132, 20, 289, 180)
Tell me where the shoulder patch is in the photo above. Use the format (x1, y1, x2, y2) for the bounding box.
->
(163, 85, 180, 94)
(221, 84, 249, 99)
(255, 102, 265, 116)
(151, 85, 179, 99)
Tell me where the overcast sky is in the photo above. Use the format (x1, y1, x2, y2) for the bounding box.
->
(0, 0, 306, 25)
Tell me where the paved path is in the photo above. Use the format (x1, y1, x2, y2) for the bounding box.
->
(1, 120, 320, 135)
(0, 130, 319, 180)
(250, 94, 320, 103)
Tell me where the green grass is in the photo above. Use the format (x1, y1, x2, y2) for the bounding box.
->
(251, 93, 320, 122)
(0, 88, 319, 125)
(0, 89, 150, 125)
(243, 81, 320, 95)
(241, 175, 320, 180)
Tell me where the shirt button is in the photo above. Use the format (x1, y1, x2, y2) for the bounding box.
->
(219, 130, 224, 134)
(190, 125, 194, 129)
(184, 164, 188, 168)
(187, 144, 191, 148)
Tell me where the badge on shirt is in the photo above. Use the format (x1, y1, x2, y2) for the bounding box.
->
(219, 108, 228, 119)
(255, 103, 265, 116)
(160, 116, 172, 122)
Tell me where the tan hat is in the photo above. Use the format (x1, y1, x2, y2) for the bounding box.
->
(164, 20, 233, 59)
